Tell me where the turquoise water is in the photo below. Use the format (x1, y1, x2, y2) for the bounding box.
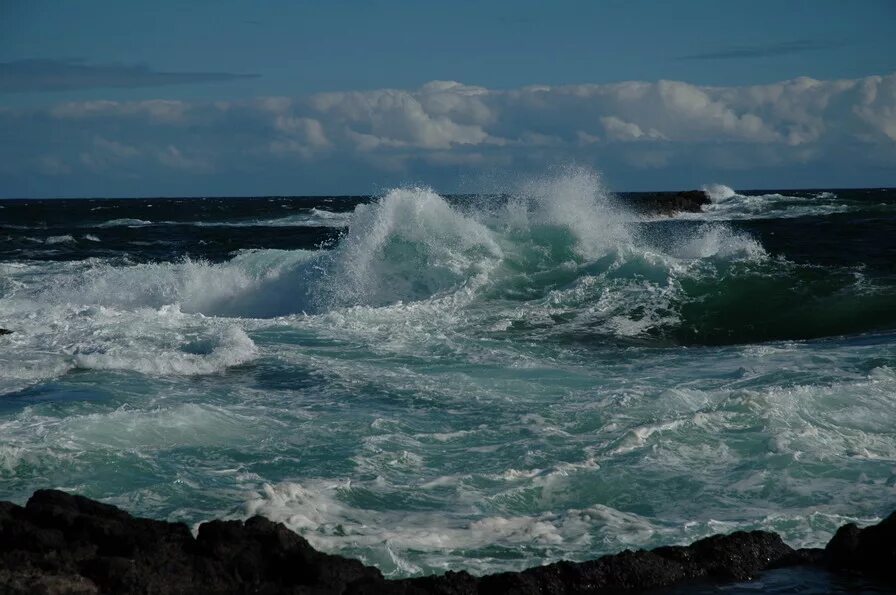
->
(1, 170, 895, 577)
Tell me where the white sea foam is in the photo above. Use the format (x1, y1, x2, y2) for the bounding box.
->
(244, 480, 668, 576)
(260, 208, 352, 227)
(45, 235, 75, 244)
(73, 322, 258, 376)
(0, 262, 273, 389)
(693, 183, 847, 220)
(38, 249, 317, 318)
(702, 183, 737, 202)
(670, 224, 766, 260)
(151, 209, 353, 229)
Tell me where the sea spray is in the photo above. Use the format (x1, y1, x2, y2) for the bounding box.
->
(312, 186, 503, 310)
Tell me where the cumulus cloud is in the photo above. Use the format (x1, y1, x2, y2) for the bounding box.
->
(310, 85, 495, 150)
(1, 72, 894, 194)
(600, 116, 665, 141)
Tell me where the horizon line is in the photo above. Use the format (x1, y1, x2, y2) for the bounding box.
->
(2, 183, 895, 201)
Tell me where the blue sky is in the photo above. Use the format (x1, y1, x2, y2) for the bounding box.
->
(1, 0, 895, 196)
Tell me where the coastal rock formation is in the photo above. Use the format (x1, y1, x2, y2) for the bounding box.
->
(630, 189, 711, 216)
(0, 490, 382, 594)
(0, 489, 892, 594)
(824, 510, 896, 581)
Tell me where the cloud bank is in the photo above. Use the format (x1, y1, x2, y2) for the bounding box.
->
(1, 72, 895, 195)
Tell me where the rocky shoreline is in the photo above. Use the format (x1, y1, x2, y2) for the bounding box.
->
(1, 490, 893, 593)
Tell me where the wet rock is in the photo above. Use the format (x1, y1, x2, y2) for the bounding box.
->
(1, 489, 894, 594)
(0, 328, 12, 335)
(775, 547, 825, 568)
(0, 490, 382, 594)
(824, 510, 896, 581)
(631, 190, 711, 216)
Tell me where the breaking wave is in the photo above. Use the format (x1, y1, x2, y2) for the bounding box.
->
(4, 168, 893, 367)
(695, 184, 850, 220)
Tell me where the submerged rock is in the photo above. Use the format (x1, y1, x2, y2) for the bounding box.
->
(0, 489, 892, 593)
(631, 190, 711, 216)
(0, 328, 11, 335)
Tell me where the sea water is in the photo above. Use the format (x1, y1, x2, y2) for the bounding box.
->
(1, 169, 895, 578)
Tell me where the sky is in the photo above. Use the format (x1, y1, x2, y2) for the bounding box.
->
(1, 0, 895, 197)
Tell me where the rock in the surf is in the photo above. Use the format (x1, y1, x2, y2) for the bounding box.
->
(824, 510, 896, 581)
(632, 189, 711, 216)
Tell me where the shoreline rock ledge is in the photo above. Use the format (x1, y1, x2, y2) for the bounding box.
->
(1, 490, 893, 594)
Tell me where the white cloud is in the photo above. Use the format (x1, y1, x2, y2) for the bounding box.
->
(600, 116, 665, 142)
(2, 72, 895, 191)
(310, 88, 493, 150)
(270, 116, 331, 158)
(852, 75, 896, 142)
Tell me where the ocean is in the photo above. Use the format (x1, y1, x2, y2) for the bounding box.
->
(1, 169, 895, 581)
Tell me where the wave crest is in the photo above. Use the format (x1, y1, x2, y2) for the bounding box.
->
(3, 167, 893, 382)
(314, 186, 503, 309)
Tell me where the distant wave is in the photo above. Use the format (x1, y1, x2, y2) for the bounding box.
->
(96, 218, 152, 227)
(24, 234, 77, 245)
(86, 210, 352, 230)
(690, 184, 849, 220)
(175, 209, 353, 228)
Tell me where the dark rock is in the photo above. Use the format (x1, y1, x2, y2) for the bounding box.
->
(774, 547, 825, 568)
(1, 489, 382, 594)
(630, 190, 711, 216)
(824, 510, 896, 581)
(0, 489, 894, 594)
(373, 530, 793, 594)
(0, 328, 12, 335)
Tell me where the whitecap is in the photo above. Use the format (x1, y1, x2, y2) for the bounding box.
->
(96, 218, 152, 227)
(45, 235, 75, 244)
